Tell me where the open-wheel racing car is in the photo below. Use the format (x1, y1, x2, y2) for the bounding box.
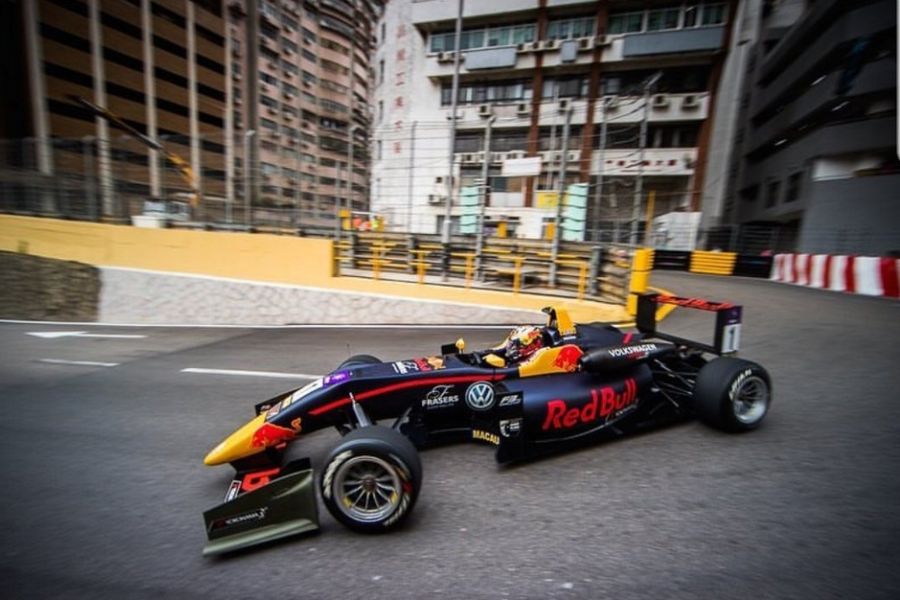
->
(202, 293, 772, 555)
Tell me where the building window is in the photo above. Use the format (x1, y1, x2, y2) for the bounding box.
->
(646, 8, 680, 31)
(543, 77, 589, 98)
(701, 4, 727, 25)
(441, 80, 532, 105)
(430, 24, 535, 53)
(607, 12, 643, 34)
(765, 179, 781, 208)
(786, 172, 802, 202)
(547, 16, 595, 40)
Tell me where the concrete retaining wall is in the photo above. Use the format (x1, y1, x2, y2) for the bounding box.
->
(98, 268, 541, 325)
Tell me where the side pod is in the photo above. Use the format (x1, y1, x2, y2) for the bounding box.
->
(202, 459, 319, 556)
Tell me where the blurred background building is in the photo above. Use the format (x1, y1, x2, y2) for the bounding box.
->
(724, 0, 898, 255)
(1, 0, 381, 227)
(0, 0, 896, 254)
(372, 0, 760, 241)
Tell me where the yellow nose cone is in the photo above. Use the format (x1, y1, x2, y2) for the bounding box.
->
(204, 413, 267, 466)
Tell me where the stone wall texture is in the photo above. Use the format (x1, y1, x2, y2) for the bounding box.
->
(0, 251, 100, 320)
(99, 268, 543, 325)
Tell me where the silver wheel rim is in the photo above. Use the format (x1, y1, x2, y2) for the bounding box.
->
(332, 456, 402, 523)
(733, 375, 768, 424)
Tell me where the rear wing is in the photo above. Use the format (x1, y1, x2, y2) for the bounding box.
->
(636, 293, 743, 355)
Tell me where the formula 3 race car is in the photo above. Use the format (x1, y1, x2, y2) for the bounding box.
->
(201, 293, 771, 555)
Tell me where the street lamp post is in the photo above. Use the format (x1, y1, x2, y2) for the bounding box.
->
(629, 72, 661, 246)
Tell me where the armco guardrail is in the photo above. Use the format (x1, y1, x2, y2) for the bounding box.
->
(337, 232, 632, 304)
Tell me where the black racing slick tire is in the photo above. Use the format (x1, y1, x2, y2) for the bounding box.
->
(337, 354, 382, 370)
(695, 358, 772, 432)
(320, 425, 422, 533)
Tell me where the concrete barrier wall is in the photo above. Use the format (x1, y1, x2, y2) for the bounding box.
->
(99, 268, 541, 325)
(1, 216, 632, 324)
(0, 215, 334, 287)
(771, 253, 900, 299)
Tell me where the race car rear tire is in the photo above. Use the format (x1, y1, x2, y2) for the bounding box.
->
(694, 358, 771, 432)
(320, 425, 422, 533)
(337, 354, 382, 370)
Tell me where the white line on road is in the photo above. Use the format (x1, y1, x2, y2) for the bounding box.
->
(181, 368, 320, 380)
(39, 358, 120, 367)
(27, 331, 147, 339)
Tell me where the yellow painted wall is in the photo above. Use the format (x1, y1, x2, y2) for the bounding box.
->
(0, 215, 334, 286)
(0, 215, 636, 324)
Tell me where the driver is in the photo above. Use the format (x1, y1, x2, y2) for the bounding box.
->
(499, 325, 546, 364)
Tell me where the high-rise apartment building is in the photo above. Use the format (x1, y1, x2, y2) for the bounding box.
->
(227, 0, 381, 224)
(8, 0, 229, 217)
(373, 0, 758, 240)
(5, 0, 381, 225)
(727, 0, 897, 255)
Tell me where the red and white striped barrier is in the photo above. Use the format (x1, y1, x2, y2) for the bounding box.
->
(771, 253, 900, 298)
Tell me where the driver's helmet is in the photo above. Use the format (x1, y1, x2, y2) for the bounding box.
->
(503, 326, 545, 363)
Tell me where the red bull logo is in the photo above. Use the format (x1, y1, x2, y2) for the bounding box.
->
(252, 422, 297, 448)
(541, 378, 638, 431)
(553, 345, 584, 372)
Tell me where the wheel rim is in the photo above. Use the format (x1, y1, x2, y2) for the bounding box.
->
(332, 456, 402, 523)
(732, 375, 768, 424)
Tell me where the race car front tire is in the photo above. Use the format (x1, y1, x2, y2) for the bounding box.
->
(694, 358, 771, 432)
(320, 425, 422, 533)
(337, 354, 382, 370)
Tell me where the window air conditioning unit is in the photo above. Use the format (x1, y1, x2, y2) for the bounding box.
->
(285, 48, 294, 56)
(428, 194, 444, 205)
(478, 103, 492, 117)
(267, 106, 277, 115)
(547, 39, 562, 50)
(603, 95, 619, 109)
(652, 94, 670, 108)
(596, 35, 612, 47)
(567, 150, 581, 162)
(268, 60, 278, 70)
(558, 98, 571, 112)
(578, 37, 594, 51)
(507, 150, 526, 159)
(523, 41, 540, 52)
(437, 51, 455, 63)
(285, 112, 294, 120)
(516, 102, 530, 116)
(461, 153, 474, 163)
(234, 72, 242, 80)
(682, 95, 700, 109)
(234, 97, 242, 106)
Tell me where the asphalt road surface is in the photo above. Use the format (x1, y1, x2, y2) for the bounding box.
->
(1, 272, 898, 599)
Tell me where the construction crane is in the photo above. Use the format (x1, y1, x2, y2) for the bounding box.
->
(69, 95, 200, 207)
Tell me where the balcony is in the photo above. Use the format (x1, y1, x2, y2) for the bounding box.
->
(593, 148, 698, 177)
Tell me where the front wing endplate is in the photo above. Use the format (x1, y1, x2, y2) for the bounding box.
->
(202, 466, 319, 556)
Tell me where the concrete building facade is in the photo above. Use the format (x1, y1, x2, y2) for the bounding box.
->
(373, 0, 758, 240)
(6, 0, 381, 226)
(227, 0, 380, 224)
(727, 0, 898, 255)
(9, 0, 229, 217)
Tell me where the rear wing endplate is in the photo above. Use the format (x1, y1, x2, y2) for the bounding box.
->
(636, 293, 743, 355)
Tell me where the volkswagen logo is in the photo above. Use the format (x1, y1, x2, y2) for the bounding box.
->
(465, 381, 495, 411)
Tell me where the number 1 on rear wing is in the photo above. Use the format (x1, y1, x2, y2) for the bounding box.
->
(636, 293, 743, 355)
